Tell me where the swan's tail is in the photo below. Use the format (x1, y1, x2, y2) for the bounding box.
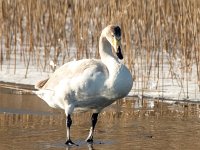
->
(33, 89, 57, 108)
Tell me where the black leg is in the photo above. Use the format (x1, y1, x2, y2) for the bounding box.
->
(86, 113, 99, 143)
(65, 114, 77, 146)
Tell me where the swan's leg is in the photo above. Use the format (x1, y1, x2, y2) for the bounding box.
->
(65, 114, 77, 146)
(86, 113, 99, 143)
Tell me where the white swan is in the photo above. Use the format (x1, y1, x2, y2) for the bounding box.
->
(34, 25, 133, 145)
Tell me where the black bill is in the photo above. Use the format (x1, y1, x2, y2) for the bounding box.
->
(116, 46, 123, 60)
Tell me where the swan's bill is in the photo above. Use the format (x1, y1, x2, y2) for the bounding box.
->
(116, 45, 123, 60)
(112, 38, 123, 60)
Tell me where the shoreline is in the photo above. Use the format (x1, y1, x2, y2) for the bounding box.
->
(1, 80, 200, 105)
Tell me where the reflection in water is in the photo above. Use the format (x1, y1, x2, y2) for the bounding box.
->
(1, 88, 200, 149)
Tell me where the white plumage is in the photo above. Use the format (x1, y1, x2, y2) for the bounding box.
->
(34, 25, 133, 145)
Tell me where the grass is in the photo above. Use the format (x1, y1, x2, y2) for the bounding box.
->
(0, 0, 200, 98)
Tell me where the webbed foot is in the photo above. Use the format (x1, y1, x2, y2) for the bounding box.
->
(86, 138, 93, 143)
(65, 139, 78, 146)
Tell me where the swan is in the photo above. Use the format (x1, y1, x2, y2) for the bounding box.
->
(34, 25, 133, 145)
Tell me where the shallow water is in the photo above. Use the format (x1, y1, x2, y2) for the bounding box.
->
(1, 88, 200, 150)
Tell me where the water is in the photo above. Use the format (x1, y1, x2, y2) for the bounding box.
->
(1, 88, 200, 150)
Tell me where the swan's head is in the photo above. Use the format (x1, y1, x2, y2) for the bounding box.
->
(103, 25, 123, 60)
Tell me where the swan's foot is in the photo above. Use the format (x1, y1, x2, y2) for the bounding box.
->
(65, 115, 78, 146)
(86, 113, 99, 144)
(65, 139, 78, 146)
(86, 136, 93, 143)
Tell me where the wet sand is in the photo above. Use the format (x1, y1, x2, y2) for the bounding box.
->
(1, 87, 200, 150)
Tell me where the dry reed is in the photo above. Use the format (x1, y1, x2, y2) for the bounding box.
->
(0, 0, 200, 98)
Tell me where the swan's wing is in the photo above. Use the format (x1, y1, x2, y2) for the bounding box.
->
(35, 59, 108, 90)
(35, 78, 48, 89)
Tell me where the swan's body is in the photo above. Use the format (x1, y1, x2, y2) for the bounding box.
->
(35, 25, 133, 145)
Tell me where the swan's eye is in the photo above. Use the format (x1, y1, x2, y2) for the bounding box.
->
(111, 34, 114, 37)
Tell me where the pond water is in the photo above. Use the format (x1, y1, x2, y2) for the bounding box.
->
(1, 87, 200, 150)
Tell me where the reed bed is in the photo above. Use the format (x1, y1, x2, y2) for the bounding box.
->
(0, 0, 200, 99)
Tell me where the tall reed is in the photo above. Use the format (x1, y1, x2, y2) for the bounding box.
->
(0, 0, 200, 98)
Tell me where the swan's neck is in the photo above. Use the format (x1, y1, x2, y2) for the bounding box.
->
(99, 35, 122, 82)
(99, 35, 120, 67)
(99, 33, 133, 99)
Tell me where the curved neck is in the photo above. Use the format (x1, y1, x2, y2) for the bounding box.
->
(99, 33, 122, 86)
(99, 34, 119, 64)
